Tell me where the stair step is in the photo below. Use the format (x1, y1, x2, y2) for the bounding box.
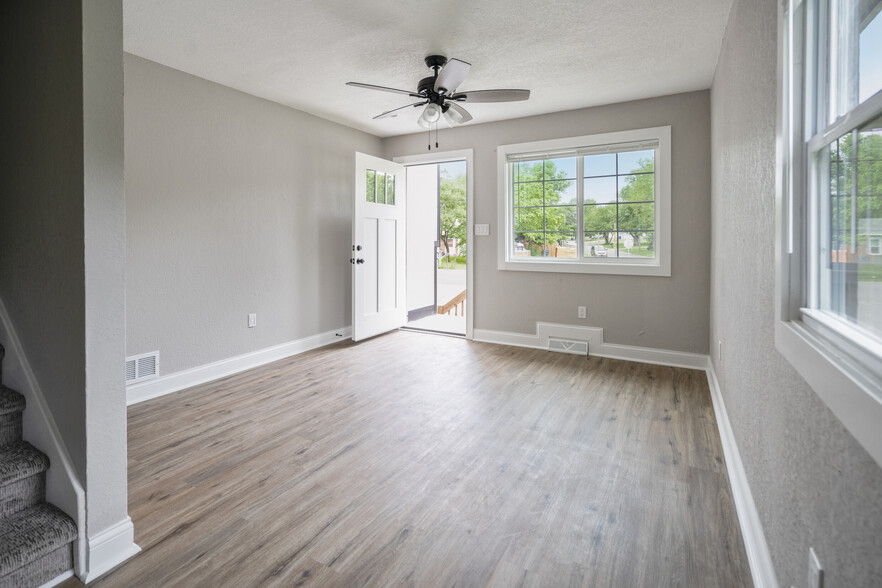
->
(0, 503, 77, 579)
(0, 443, 49, 518)
(0, 387, 25, 417)
(0, 442, 48, 488)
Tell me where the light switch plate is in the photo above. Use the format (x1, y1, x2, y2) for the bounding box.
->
(474, 223, 490, 236)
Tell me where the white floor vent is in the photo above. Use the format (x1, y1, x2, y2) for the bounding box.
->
(548, 338, 589, 355)
(126, 351, 159, 385)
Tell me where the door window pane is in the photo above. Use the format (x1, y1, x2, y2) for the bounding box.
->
(386, 175, 395, 205)
(376, 172, 386, 205)
(366, 170, 376, 203)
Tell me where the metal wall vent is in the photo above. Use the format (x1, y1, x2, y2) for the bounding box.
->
(547, 337, 589, 356)
(126, 351, 159, 385)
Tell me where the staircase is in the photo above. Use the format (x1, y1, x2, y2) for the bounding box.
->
(0, 344, 77, 587)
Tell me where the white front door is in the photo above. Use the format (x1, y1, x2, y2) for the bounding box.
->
(352, 152, 407, 341)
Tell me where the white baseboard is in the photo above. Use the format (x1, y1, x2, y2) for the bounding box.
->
(0, 296, 87, 576)
(81, 517, 141, 583)
(38, 570, 74, 588)
(127, 326, 352, 405)
(705, 359, 779, 588)
(473, 323, 706, 369)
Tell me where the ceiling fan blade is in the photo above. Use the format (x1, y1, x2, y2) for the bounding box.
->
(444, 102, 473, 124)
(452, 89, 531, 103)
(346, 82, 422, 98)
(434, 58, 471, 94)
(373, 101, 426, 120)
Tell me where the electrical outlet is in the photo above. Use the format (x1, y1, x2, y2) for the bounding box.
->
(248, 313, 257, 328)
(808, 548, 823, 588)
(577, 306, 587, 319)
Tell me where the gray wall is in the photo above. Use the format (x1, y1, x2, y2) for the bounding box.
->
(125, 55, 384, 374)
(710, 0, 882, 586)
(384, 92, 712, 353)
(0, 0, 129, 541)
(0, 2, 88, 479)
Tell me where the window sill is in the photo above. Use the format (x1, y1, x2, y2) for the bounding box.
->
(498, 257, 670, 276)
(775, 317, 882, 468)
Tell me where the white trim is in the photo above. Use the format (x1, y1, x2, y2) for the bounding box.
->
(496, 126, 672, 277)
(38, 570, 75, 588)
(705, 360, 779, 588)
(0, 296, 87, 577)
(473, 324, 706, 369)
(127, 327, 352, 405)
(393, 149, 475, 340)
(81, 517, 141, 583)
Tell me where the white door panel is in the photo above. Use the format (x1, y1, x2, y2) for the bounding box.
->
(353, 153, 406, 341)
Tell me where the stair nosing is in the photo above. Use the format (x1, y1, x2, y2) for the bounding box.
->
(0, 442, 49, 487)
(0, 387, 25, 417)
(0, 503, 77, 576)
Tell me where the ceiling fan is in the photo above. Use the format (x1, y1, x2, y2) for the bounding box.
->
(346, 55, 530, 129)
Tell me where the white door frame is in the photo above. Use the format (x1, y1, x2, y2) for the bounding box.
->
(394, 149, 474, 340)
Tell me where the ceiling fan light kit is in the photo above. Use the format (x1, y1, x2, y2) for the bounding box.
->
(347, 54, 530, 140)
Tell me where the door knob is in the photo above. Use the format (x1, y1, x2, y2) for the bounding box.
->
(356, 258, 364, 264)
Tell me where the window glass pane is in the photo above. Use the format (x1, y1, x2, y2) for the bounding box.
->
(545, 206, 578, 234)
(584, 176, 617, 204)
(514, 207, 543, 232)
(366, 170, 376, 203)
(619, 171, 655, 203)
(584, 153, 616, 177)
(617, 150, 655, 175)
(376, 173, 386, 204)
(619, 203, 655, 232)
(548, 157, 577, 180)
(517, 182, 544, 207)
(619, 231, 655, 258)
(516, 160, 545, 182)
(821, 114, 882, 339)
(546, 233, 578, 258)
(830, 0, 882, 122)
(584, 233, 612, 257)
(859, 8, 882, 102)
(584, 203, 616, 234)
(386, 175, 395, 205)
(546, 179, 577, 205)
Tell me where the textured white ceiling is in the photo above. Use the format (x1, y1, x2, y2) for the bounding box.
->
(124, 0, 733, 138)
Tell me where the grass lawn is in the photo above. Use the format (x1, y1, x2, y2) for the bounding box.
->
(438, 255, 467, 270)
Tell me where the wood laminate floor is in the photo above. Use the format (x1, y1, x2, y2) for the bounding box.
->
(62, 330, 751, 587)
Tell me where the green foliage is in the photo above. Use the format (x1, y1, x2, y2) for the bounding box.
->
(513, 160, 575, 246)
(440, 167, 467, 255)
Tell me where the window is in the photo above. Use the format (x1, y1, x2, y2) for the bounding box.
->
(777, 0, 882, 466)
(365, 169, 395, 205)
(497, 127, 671, 276)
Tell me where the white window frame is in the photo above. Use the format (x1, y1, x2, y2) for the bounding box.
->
(497, 126, 671, 276)
(776, 0, 882, 468)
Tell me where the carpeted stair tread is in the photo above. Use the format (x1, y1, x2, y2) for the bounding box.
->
(0, 503, 76, 576)
(0, 387, 25, 417)
(0, 442, 48, 487)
